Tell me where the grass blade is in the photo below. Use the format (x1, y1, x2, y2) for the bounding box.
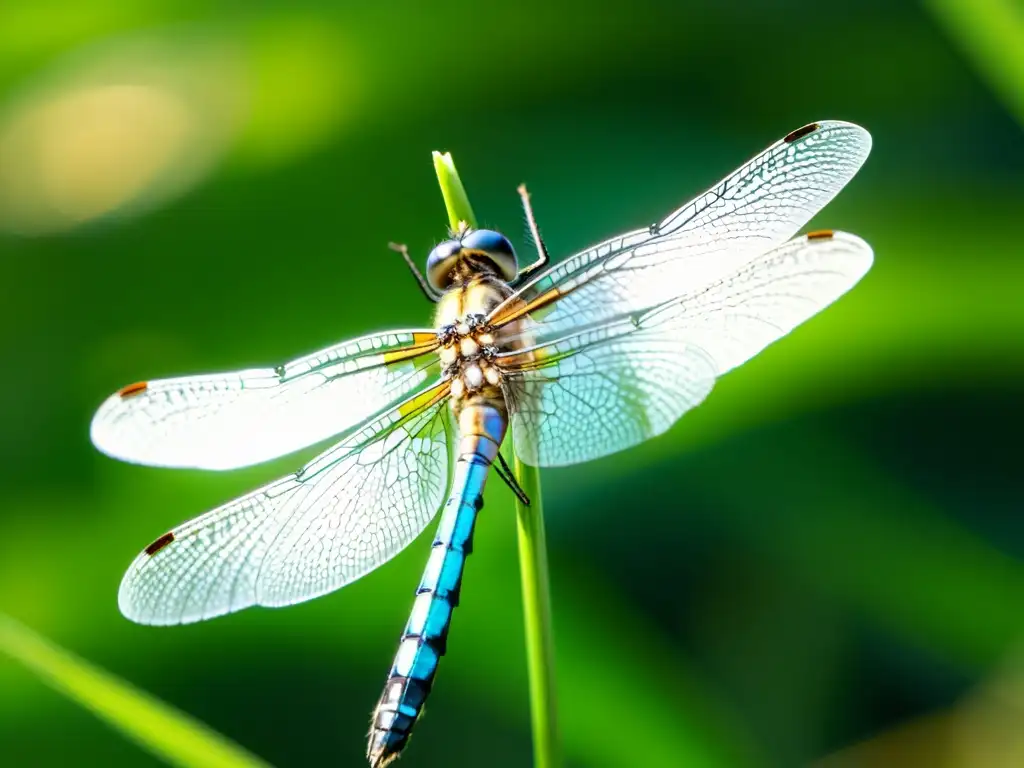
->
(432, 150, 477, 232)
(926, 0, 1024, 127)
(513, 455, 562, 768)
(0, 613, 271, 768)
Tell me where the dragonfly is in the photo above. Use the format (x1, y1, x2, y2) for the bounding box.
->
(91, 119, 873, 767)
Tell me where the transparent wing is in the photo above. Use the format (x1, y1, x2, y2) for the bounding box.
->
(640, 230, 873, 374)
(118, 380, 452, 625)
(488, 120, 871, 343)
(91, 329, 440, 470)
(504, 326, 717, 466)
(503, 231, 872, 466)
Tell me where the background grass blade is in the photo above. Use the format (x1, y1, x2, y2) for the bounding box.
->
(926, 0, 1024, 127)
(0, 614, 271, 768)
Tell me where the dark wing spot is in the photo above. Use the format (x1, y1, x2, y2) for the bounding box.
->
(118, 381, 149, 399)
(145, 532, 175, 556)
(806, 229, 835, 241)
(783, 123, 820, 144)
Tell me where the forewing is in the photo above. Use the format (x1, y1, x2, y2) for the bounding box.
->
(641, 230, 874, 375)
(118, 380, 452, 625)
(91, 329, 440, 470)
(503, 231, 872, 466)
(489, 120, 871, 342)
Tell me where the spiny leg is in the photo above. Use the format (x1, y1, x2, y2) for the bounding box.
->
(389, 242, 442, 303)
(515, 183, 550, 282)
(493, 450, 531, 506)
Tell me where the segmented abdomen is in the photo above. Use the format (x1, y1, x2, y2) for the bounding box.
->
(367, 401, 505, 768)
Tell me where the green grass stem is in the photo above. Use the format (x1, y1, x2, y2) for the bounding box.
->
(511, 456, 561, 768)
(432, 152, 562, 768)
(432, 151, 478, 232)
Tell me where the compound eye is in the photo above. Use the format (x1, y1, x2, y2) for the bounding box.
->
(426, 240, 463, 290)
(462, 229, 514, 258)
(461, 229, 518, 281)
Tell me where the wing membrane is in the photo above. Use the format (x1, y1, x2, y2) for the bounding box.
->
(505, 326, 716, 466)
(489, 120, 871, 342)
(91, 329, 440, 470)
(640, 230, 873, 374)
(119, 380, 453, 625)
(503, 231, 872, 466)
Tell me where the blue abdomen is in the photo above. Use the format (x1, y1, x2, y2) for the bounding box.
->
(367, 412, 500, 768)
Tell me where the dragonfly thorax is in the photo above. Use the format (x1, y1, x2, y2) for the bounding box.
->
(437, 312, 503, 400)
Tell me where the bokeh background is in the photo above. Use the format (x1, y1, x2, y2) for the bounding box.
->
(1, 1, 1022, 766)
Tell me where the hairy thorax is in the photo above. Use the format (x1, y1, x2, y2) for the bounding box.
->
(434, 276, 527, 420)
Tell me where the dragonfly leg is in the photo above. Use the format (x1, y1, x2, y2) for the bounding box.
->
(515, 183, 550, 282)
(389, 242, 442, 302)
(494, 449, 531, 506)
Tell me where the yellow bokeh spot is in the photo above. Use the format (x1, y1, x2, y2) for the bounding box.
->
(1, 84, 192, 227)
(0, 35, 243, 235)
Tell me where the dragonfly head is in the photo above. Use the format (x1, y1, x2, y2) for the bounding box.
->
(426, 228, 518, 290)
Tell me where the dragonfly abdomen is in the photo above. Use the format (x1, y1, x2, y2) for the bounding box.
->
(367, 401, 506, 768)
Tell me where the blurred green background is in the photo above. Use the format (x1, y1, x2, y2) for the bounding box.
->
(1, 1, 1022, 766)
